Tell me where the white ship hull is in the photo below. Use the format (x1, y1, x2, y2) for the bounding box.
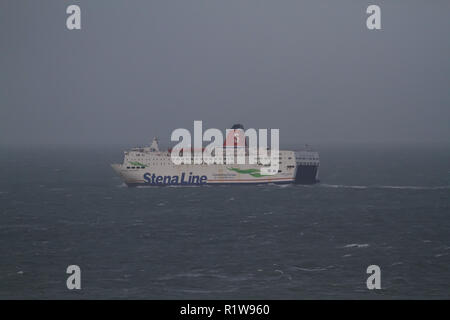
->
(111, 163, 296, 186)
(111, 149, 319, 186)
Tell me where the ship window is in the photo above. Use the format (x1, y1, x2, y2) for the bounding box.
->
(278, 170, 282, 173)
(131, 166, 135, 169)
(126, 166, 130, 169)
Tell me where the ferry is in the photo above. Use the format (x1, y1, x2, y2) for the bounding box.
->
(111, 124, 319, 186)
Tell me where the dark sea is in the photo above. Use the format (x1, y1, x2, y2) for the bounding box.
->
(0, 145, 449, 299)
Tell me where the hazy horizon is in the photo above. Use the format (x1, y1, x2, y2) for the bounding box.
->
(1, 1, 450, 146)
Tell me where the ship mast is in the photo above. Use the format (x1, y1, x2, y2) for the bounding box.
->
(150, 137, 160, 152)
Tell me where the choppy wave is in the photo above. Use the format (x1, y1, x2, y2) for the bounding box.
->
(376, 185, 450, 190)
(292, 265, 334, 272)
(275, 184, 292, 188)
(341, 243, 370, 248)
(320, 184, 368, 189)
(116, 182, 449, 190)
(49, 187, 66, 191)
(319, 184, 450, 190)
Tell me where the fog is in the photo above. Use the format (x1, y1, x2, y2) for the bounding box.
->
(1, 0, 449, 147)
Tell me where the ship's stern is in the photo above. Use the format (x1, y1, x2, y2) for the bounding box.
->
(294, 151, 320, 184)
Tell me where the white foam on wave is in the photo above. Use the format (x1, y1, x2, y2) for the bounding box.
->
(293, 266, 333, 272)
(320, 184, 368, 189)
(276, 184, 292, 188)
(342, 243, 370, 248)
(377, 185, 450, 190)
(435, 253, 449, 258)
(118, 182, 449, 190)
(319, 184, 449, 190)
(165, 184, 202, 188)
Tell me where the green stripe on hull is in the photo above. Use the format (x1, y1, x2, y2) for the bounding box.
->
(227, 167, 271, 178)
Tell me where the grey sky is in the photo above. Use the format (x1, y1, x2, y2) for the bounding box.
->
(1, 0, 449, 146)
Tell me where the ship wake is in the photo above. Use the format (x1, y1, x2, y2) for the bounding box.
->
(319, 184, 450, 190)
